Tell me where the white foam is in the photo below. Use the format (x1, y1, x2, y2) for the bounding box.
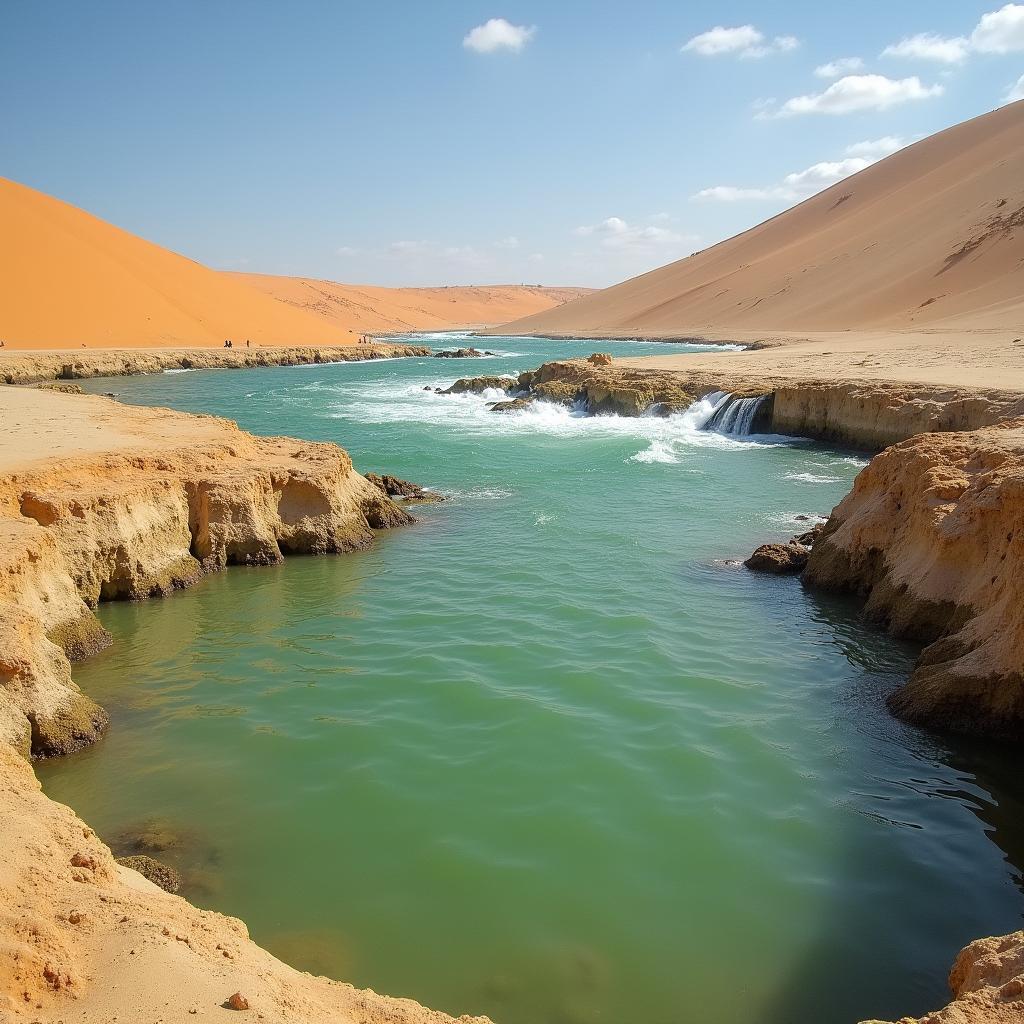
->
(784, 471, 842, 484)
(163, 368, 196, 374)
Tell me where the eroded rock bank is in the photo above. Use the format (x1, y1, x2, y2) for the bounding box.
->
(448, 359, 1024, 450)
(0, 411, 410, 758)
(0, 388, 489, 1023)
(0, 342, 429, 385)
(803, 419, 1024, 741)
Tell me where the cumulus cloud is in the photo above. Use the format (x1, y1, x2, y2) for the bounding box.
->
(495, 235, 520, 249)
(682, 24, 799, 59)
(1007, 72, 1024, 100)
(694, 138, 906, 203)
(880, 5, 1024, 68)
(769, 74, 943, 116)
(574, 216, 691, 250)
(463, 18, 536, 53)
(815, 57, 864, 78)
(882, 33, 970, 63)
(971, 3, 1024, 52)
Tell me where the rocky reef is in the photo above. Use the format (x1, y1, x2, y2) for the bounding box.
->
(0, 343, 430, 385)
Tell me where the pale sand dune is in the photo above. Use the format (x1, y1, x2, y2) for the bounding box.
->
(489, 101, 1024, 357)
(234, 273, 592, 335)
(0, 177, 588, 350)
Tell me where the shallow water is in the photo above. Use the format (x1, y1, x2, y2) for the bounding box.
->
(41, 336, 1024, 1024)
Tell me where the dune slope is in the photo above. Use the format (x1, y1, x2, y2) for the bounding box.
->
(0, 178, 588, 349)
(0, 178, 354, 349)
(233, 274, 592, 335)
(492, 100, 1024, 339)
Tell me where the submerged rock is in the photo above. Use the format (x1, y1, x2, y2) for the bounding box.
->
(364, 473, 445, 503)
(744, 542, 809, 574)
(116, 854, 181, 893)
(433, 348, 483, 359)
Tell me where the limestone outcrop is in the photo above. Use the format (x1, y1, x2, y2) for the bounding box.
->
(804, 419, 1024, 738)
(449, 359, 1024, 449)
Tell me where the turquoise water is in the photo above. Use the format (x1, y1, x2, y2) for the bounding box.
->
(41, 336, 1024, 1024)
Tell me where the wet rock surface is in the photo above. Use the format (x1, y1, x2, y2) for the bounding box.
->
(364, 473, 445, 504)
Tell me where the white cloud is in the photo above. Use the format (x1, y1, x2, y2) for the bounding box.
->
(574, 216, 691, 250)
(1006, 72, 1024, 100)
(335, 245, 358, 256)
(695, 138, 906, 203)
(971, 3, 1024, 53)
(771, 74, 943, 116)
(682, 24, 799, 59)
(815, 57, 864, 78)
(528, 253, 544, 263)
(879, 5, 1024, 68)
(882, 33, 970, 63)
(843, 135, 907, 158)
(495, 235, 520, 249)
(463, 18, 536, 53)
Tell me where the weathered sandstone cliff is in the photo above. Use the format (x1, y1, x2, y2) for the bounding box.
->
(0, 388, 490, 1023)
(0, 342, 429, 385)
(804, 419, 1024, 740)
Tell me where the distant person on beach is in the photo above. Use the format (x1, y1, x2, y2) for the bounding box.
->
(246, 339, 250, 348)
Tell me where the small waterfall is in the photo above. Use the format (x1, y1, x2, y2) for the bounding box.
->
(704, 393, 770, 435)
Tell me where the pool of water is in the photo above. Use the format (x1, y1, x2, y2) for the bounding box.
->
(39, 335, 1024, 1024)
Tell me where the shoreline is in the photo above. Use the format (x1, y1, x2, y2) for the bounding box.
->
(0, 387, 490, 1023)
(4, 353, 1024, 1023)
(0, 343, 431, 386)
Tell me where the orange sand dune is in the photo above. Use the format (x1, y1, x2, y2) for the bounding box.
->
(492, 100, 1024, 339)
(233, 274, 592, 335)
(0, 177, 588, 350)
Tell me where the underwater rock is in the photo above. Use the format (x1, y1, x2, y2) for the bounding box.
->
(116, 855, 182, 894)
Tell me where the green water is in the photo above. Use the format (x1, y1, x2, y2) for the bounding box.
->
(41, 336, 1024, 1024)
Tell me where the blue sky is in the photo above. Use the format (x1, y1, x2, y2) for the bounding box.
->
(2, 1, 1022, 286)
